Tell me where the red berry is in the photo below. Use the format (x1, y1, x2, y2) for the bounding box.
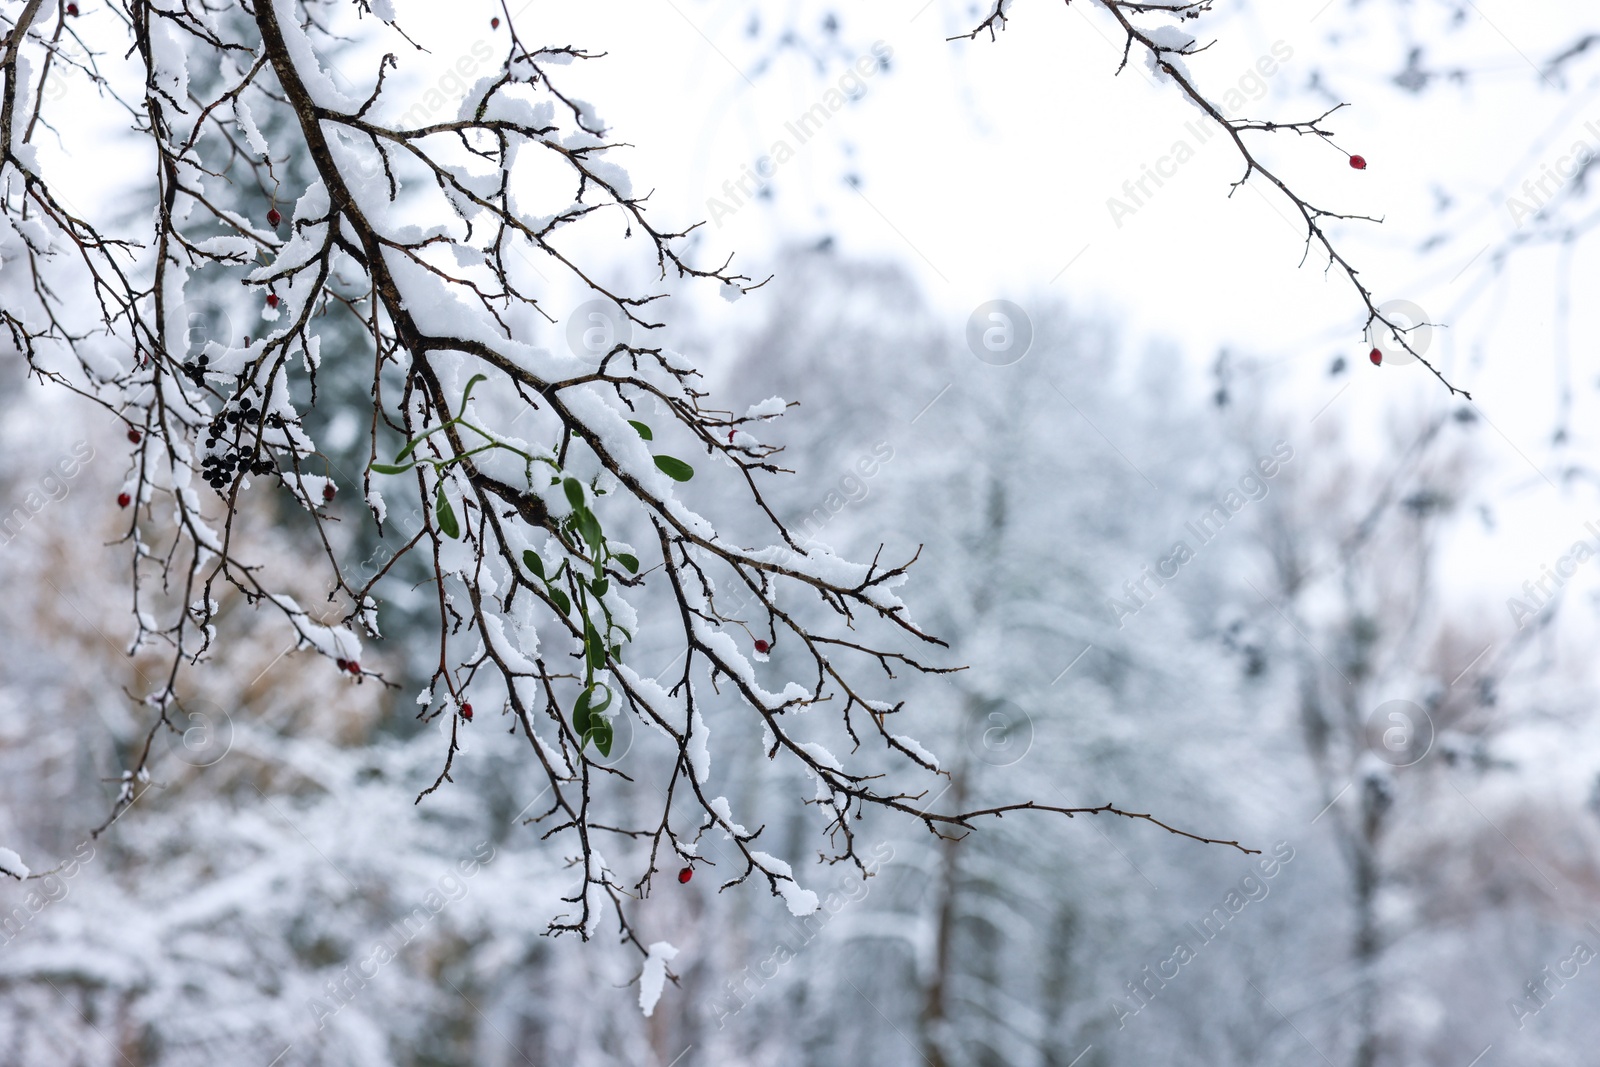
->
(754, 639, 769, 654)
(346, 661, 360, 674)
(117, 492, 131, 508)
(266, 294, 280, 308)
(1369, 347, 1383, 366)
(267, 208, 281, 227)
(1349, 154, 1367, 170)
(677, 867, 693, 884)
(336, 658, 349, 671)
(66, 3, 78, 15)
(127, 429, 141, 444)
(727, 428, 736, 443)
(323, 483, 336, 502)
(461, 703, 473, 721)
(491, 17, 500, 28)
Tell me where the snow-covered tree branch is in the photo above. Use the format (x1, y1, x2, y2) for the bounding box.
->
(0, 0, 1259, 964)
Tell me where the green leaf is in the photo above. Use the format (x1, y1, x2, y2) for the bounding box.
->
(574, 684, 614, 755)
(435, 486, 460, 539)
(549, 588, 571, 616)
(369, 462, 415, 476)
(586, 623, 607, 672)
(522, 550, 545, 579)
(572, 687, 593, 741)
(590, 716, 613, 757)
(589, 687, 614, 755)
(628, 420, 653, 441)
(457, 373, 488, 417)
(576, 509, 604, 553)
(563, 478, 584, 509)
(654, 455, 694, 482)
(590, 577, 610, 598)
(396, 422, 448, 463)
(615, 553, 639, 574)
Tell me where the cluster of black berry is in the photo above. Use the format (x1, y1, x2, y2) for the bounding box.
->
(201, 452, 244, 491)
(201, 396, 276, 492)
(181, 352, 210, 386)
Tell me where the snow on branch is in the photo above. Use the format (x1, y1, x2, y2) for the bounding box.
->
(0, 0, 1257, 968)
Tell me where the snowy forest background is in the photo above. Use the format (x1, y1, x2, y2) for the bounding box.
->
(4, 1, 1600, 1065)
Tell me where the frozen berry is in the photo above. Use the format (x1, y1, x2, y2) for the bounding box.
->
(266, 294, 280, 308)
(754, 639, 769, 654)
(117, 492, 131, 508)
(127, 429, 141, 444)
(66, 3, 78, 14)
(336, 658, 349, 671)
(323, 483, 336, 502)
(267, 208, 281, 227)
(1369, 347, 1382, 366)
(461, 703, 473, 721)
(677, 867, 693, 884)
(491, 17, 500, 29)
(346, 660, 360, 674)
(1349, 154, 1367, 170)
(727, 428, 736, 443)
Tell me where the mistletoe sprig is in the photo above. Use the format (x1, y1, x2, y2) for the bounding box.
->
(523, 419, 696, 756)
(523, 475, 633, 757)
(370, 374, 557, 537)
(374, 381, 699, 754)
